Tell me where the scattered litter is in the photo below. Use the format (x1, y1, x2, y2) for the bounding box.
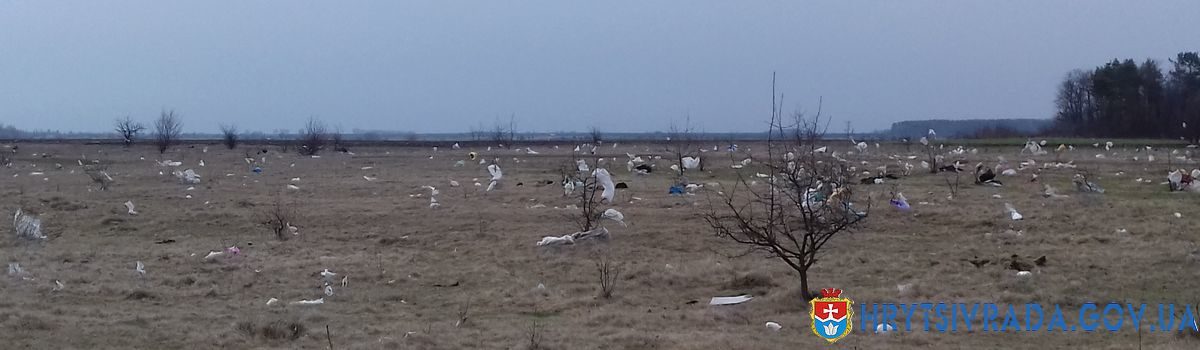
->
(765, 322, 782, 331)
(709, 295, 753, 305)
(135, 261, 145, 275)
(1004, 203, 1023, 221)
(266, 298, 280, 306)
(682, 157, 701, 170)
(287, 184, 300, 190)
(1016, 271, 1032, 277)
(889, 192, 911, 211)
(602, 208, 626, 226)
(1175, 212, 1183, 218)
(7, 263, 25, 276)
(124, 201, 138, 215)
(53, 280, 64, 292)
(536, 227, 610, 247)
(203, 251, 224, 260)
(363, 176, 377, 182)
(876, 323, 896, 333)
(174, 169, 201, 184)
(486, 164, 503, 192)
(1042, 185, 1068, 198)
(290, 298, 325, 306)
(13, 209, 46, 240)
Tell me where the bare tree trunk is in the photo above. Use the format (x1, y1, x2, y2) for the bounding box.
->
(799, 269, 812, 301)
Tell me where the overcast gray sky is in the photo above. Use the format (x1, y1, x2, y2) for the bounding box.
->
(1, 1, 1197, 134)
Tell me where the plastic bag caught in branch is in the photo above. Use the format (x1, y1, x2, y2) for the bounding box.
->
(486, 164, 502, 192)
(593, 168, 615, 203)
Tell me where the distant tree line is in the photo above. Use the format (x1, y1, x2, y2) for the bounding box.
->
(1054, 52, 1200, 142)
(889, 119, 1050, 139)
(0, 123, 21, 139)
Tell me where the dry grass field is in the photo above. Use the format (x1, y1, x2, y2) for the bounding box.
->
(3, 140, 1200, 349)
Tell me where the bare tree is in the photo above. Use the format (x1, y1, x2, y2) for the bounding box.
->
(703, 74, 868, 301)
(114, 116, 145, 147)
(154, 110, 183, 153)
(562, 163, 601, 232)
(588, 126, 603, 144)
(262, 196, 296, 241)
(330, 126, 344, 150)
(667, 116, 699, 178)
(220, 124, 239, 149)
(298, 117, 327, 156)
(491, 115, 517, 147)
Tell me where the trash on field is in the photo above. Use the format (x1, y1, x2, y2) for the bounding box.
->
(889, 192, 910, 211)
(709, 295, 753, 305)
(266, 298, 280, 306)
(1004, 203, 1023, 221)
(290, 298, 325, 305)
(594, 168, 615, 203)
(1042, 185, 1068, 198)
(682, 156, 701, 169)
(13, 209, 46, 240)
(536, 227, 610, 247)
(1072, 174, 1104, 193)
(7, 263, 26, 276)
(486, 164, 502, 192)
(765, 322, 782, 331)
(175, 169, 201, 184)
(125, 201, 138, 215)
(602, 209, 626, 226)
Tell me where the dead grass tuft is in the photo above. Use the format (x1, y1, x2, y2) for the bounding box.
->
(124, 290, 156, 300)
(236, 319, 306, 341)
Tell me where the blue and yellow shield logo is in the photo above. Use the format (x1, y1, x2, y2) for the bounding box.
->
(810, 288, 853, 343)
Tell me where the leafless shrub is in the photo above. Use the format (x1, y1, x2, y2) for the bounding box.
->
(298, 117, 327, 156)
(562, 165, 600, 232)
(220, 124, 239, 150)
(153, 110, 183, 154)
(83, 164, 113, 191)
(261, 196, 295, 241)
(944, 171, 961, 199)
(703, 75, 868, 301)
(455, 299, 472, 327)
(527, 319, 544, 350)
(236, 319, 306, 341)
(114, 116, 145, 147)
(595, 254, 622, 299)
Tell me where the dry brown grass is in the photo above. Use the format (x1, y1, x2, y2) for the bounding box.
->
(1, 142, 1199, 349)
